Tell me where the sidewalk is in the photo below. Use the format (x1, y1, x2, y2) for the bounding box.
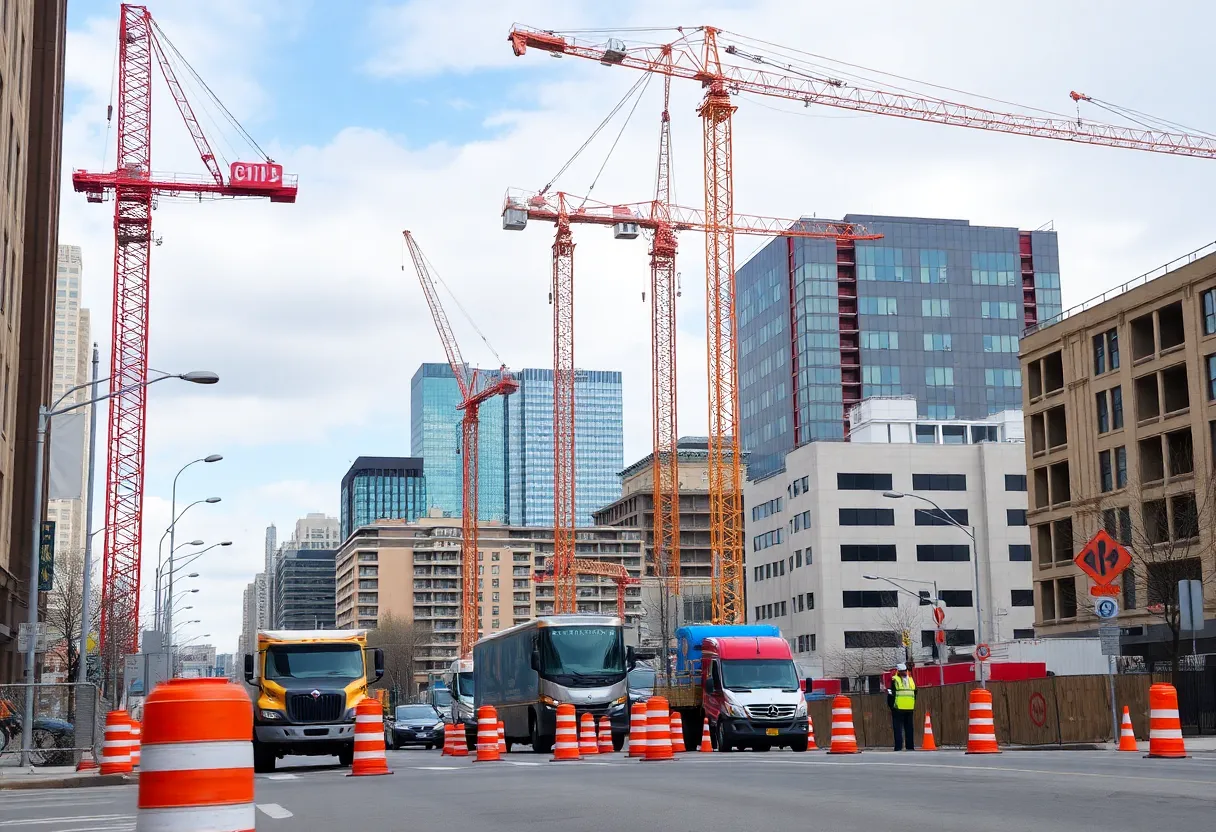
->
(0, 765, 137, 790)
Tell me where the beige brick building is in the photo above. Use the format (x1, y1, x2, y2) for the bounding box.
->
(1020, 244, 1216, 657)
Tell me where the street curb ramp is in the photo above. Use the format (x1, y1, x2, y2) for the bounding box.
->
(0, 772, 138, 791)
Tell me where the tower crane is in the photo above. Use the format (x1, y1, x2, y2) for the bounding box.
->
(503, 189, 878, 621)
(72, 4, 298, 659)
(405, 231, 519, 657)
(508, 24, 1216, 625)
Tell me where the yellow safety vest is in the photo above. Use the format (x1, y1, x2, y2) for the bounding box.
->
(893, 674, 916, 710)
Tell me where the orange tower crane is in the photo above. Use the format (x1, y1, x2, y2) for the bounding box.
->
(503, 190, 878, 619)
(508, 24, 1216, 624)
(405, 231, 518, 656)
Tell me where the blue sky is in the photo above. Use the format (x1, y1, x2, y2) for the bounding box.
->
(57, 1, 1216, 652)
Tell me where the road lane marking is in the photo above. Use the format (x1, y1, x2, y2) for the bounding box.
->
(0, 815, 133, 827)
(502, 761, 543, 767)
(257, 803, 294, 819)
(264, 773, 299, 780)
(412, 766, 463, 770)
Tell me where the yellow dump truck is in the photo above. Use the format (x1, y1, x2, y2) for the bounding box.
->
(244, 629, 383, 772)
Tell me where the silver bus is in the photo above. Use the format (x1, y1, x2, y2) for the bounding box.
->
(473, 614, 629, 753)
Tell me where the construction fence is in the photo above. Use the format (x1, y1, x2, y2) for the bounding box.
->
(807, 673, 1175, 748)
(0, 683, 106, 767)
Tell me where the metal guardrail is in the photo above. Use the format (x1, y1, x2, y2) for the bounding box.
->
(1023, 239, 1216, 338)
(0, 683, 104, 767)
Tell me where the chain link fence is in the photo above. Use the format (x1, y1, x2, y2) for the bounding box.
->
(0, 683, 106, 767)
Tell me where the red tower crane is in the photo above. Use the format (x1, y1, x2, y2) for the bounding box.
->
(509, 24, 1216, 624)
(405, 231, 518, 657)
(503, 189, 878, 618)
(71, 4, 297, 656)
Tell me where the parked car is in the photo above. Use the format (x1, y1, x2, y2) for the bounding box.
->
(384, 704, 445, 750)
(0, 698, 75, 766)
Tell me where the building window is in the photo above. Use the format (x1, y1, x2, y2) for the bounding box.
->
(1097, 391, 1110, 434)
(837, 473, 893, 491)
(1099, 450, 1114, 493)
(795, 549, 802, 567)
(923, 333, 952, 351)
(1009, 544, 1032, 561)
(916, 544, 970, 562)
(806, 592, 815, 610)
(1116, 446, 1128, 488)
(1007, 509, 1028, 526)
(1208, 355, 1216, 401)
(921, 299, 950, 317)
(1013, 628, 1036, 640)
(1204, 289, 1216, 335)
(1005, 474, 1027, 492)
(914, 508, 969, 526)
(925, 367, 954, 387)
(919, 249, 947, 283)
(915, 424, 936, 443)
(844, 631, 901, 649)
(981, 301, 1018, 319)
(859, 296, 899, 315)
(1093, 332, 1106, 376)
(861, 331, 900, 350)
(985, 368, 1021, 388)
(840, 544, 897, 562)
(1111, 386, 1124, 429)
(842, 590, 898, 608)
(1010, 589, 1035, 607)
(839, 508, 895, 526)
(938, 590, 972, 607)
(983, 334, 1019, 353)
(857, 246, 906, 282)
(912, 473, 967, 492)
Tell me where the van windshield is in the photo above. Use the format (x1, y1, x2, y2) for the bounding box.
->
(539, 626, 625, 683)
(721, 659, 799, 691)
(265, 644, 363, 682)
(456, 672, 474, 698)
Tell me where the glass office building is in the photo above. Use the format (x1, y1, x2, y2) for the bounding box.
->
(410, 363, 508, 522)
(339, 456, 427, 540)
(507, 368, 624, 527)
(737, 214, 1061, 479)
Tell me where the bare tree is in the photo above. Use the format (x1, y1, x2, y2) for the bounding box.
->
(368, 614, 430, 705)
(43, 547, 99, 685)
(822, 631, 904, 692)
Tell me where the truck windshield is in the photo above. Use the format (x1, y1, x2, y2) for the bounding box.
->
(721, 659, 799, 691)
(265, 644, 363, 682)
(456, 672, 474, 698)
(539, 626, 625, 682)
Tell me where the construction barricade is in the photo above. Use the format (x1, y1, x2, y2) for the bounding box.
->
(597, 716, 613, 753)
(129, 720, 141, 768)
(349, 698, 392, 775)
(805, 715, 817, 750)
(578, 713, 599, 756)
(965, 688, 1000, 754)
(497, 720, 507, 754)
(827, 695, 859, 754)
(921, 713, 936, 751)
(474, 706, 500, 762)
(669, 711, 686, 753)
(644, 697, 673, 761)
(698, 718, 712, 752)
(99, 710, 133, 775)
(1146, 684, 1186, 759)
(552, 703, 581, 761)
(443, 722, 467, 757)
(627, 702, 647, 758)
(1118, 706, 1137, 752)
(137, 678, 254, 832)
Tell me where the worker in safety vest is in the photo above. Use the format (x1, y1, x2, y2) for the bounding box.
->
(886, 663, 916, 751)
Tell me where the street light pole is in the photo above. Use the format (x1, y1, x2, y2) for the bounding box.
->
(153, 500, 220, 634)
(75, 346, 100, 688)
(21, 369, 219, 766)
(165, 455, 222, 654)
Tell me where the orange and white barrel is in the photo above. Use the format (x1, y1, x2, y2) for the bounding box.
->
(827, 695, 859, 754)
(644, 697, 673, 761)
(136, 678, 253, 832)
(99, 710, 132, 775)
(669, 711, 686, 753)
(578, 712, 600, 756)
(551, 703, 581, 761)
(1147, 684, 1186, 758)
(349, 698, 393, 775)
(597, 716, 613, 753)
(965, 688, 1000, 754)
(474, 706, 500, 762)
(627, 702, 648, 758)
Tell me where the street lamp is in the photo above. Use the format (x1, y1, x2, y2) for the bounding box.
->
(166, 455, 223, 652)
(864, 574, 946, 686)
(21, 365, 218, 766)
(163, 542, 230, 634)
(155, 538, 203, 633)
(884, 489, 986, 687)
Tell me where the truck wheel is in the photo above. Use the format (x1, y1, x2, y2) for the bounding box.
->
(252, 741, 276, 774)
(530, 714, 553, 755)
(753, 742, 771, 752)
(338, 745, 354, 767)
(790, 736, 808, 753)
(715, 721, 733, 753)
(612, 733, 625, 752)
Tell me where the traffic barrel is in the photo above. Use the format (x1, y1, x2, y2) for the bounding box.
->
(497, 720, 507, 754)
(578, 712, 599, 755)
(698, 718, 712, 752)
(643, 696, 673, 761)
(349, 698, 393, 775)
(627, 702, 648, 758)
(551, 703, 581, 761)
(1146, 684, 1187, 758)
(98, 709, 133, 775)
(129, 719, 142, 768)
(597, 716, 613, 753)
(806, 715, 817, 750)
(445, 722, 468, 757)
(1118, 706, 1137, 752)
(75, 746, 99, 772)
(474, 706, 500, 762)
(669, 711, 686, 753)
(440, 723, 453, 755)
(965, 688, 1000, 754)
(921, 712, 936, 751)
(827, 695, 859, 754)
(136, 678, 254, 832)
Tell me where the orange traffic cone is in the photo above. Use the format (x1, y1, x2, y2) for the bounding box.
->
(128, 720, 141, 768)
(627, 702, 648, 758)
(965, 688, 1000, 754)
(644, 697, 673, 761)
(349, 698, 393, 775)
(75, 747, 99, 772)
(497, 720, 507, 754)
(448, 722, 468, 757)
(1146, 684, 1187, 758)
(552, 703, 581, 761)
(597, 716, 613, 753)
(1118, 706, 1137, 752)
(698, 717, 713, 752)
(579, 713, 600, 756)
(827, 696, 859, 754)
(806, 715, 817, 750)
(921, 712, 937, 751)
(474, 706, 500, 762)
(98, 710, 133, 775)
(669, 711, 686, 753)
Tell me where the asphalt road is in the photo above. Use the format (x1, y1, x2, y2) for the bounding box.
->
(3, 748, 1215, 830)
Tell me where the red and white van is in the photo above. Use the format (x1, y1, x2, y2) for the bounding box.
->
(700, 636, 808, 752)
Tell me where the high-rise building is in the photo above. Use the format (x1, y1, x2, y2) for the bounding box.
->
(45, 244, 90, 558)
(1020, 244, 1216, 659)
(274, 548, 336, 631)
(736, 215, 1060, 479)
(0, 0, 68, 685)
(410, 363, 507, 521)
(507, 368, 624, 526)
(291, 513, 341, 550)
(339, 457, 426, 542)
(263, 523, 277, 623)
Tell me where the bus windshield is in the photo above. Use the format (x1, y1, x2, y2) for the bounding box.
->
(539, 626, 625, 683)
(456, 672, 474, 698)
(265, 644, 363, 682)
(721, 659, 799, 691)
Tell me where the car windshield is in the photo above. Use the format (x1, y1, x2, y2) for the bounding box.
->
(430, 688, 452, 708)
(395, 705, 438, 721)
(628, 667, 656, 690)
(539, 626, 625, 680)
(721, 659, 799, 691)
(264, 644, 363, 682)
(456, 672, 474, 698)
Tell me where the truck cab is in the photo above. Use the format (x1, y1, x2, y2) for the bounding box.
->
(701, 636, 808, 752)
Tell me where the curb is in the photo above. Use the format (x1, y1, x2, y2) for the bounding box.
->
(0, 772, 138, 791)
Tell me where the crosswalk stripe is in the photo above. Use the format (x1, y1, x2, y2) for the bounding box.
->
(256, 803, 293, 819)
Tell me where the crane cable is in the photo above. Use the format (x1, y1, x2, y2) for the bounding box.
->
(578, 72, 652, 210)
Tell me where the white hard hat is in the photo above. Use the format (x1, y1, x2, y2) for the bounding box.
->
(896, 663, 907, 671)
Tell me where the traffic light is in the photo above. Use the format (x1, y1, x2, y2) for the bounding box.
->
(901, 629, 911, 648)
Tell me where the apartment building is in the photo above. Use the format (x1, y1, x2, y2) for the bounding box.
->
(744, 398, 1032, 687)
(1020, 244, 1216, 657)
(334, 514, 643, 681)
